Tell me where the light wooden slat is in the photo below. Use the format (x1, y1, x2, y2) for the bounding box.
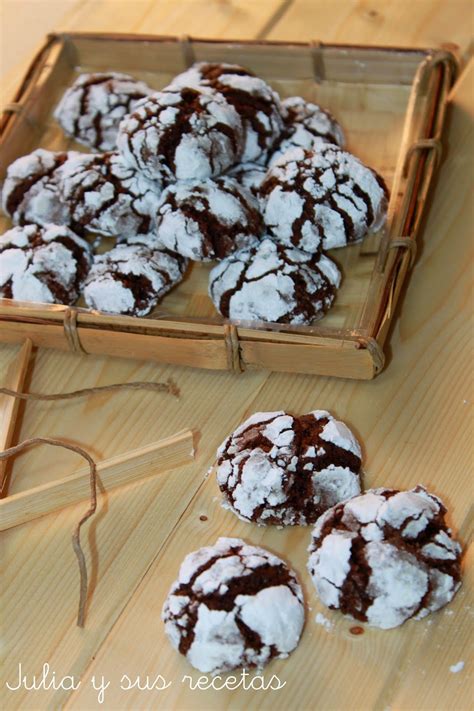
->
(0, 340, 33, 489)
(268, 0, 473, 61)
(0, 429, 194, 530)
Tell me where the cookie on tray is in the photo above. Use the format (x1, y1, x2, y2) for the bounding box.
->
(162, 537, 305, 674)
(0, 223, 92, 304)
(208, 237, 341, 324)
(117, 86, 244, 182)
(307, 486, 463, 629)
(1, 149, 71, 227)
(259, 145, 389, 253)
(269, 96, 345, 166)
(54, 72, 152, 151)
(216, 410, 362, 526)
(58, 151, 162, 238)
(170, 62, 285, 163)
(83, 243, 188, 317)
(155, 176, 263, 261)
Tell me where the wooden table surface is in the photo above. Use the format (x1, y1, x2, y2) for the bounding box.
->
(1, 2, 473, 710)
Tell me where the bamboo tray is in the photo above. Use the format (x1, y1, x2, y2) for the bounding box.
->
(0, 33, 457, 379)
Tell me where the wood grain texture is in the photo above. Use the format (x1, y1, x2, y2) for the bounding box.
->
(1, 3, 473, 711)
(268, 0, 473, 60)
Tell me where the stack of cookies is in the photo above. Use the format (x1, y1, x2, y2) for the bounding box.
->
(1, 63, 388, 322)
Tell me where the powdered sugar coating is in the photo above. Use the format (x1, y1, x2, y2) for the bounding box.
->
(208, 237, 340, 324)
(308, 486, 462, 629)
(259, 145, 389, 253)
(155, 176, 262, 261)
(117, 86, 244, 182)
(0, 223, 92, 304)
(83, 243, 187, 316)
(58, 151, 162, 237)
(226, 162, 267, 197)
(162, 537, 304, 673)
(54, 72, 152, 151)
(1, 149, 72, 227)
(216, 410, 362, 526)
(169, 62, 285, 163)
(269, 96, 345, 166)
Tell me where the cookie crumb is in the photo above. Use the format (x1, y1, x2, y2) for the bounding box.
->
(315, 612, 333, 631)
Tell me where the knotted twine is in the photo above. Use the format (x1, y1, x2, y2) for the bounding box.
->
(0, 378, 179, 627)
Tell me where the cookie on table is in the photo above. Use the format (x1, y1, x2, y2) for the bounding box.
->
(226, 162, 267, 198)
(83, 243, 187, 317)
(307, 486, 463, 629)
(259, 145, 389, 254)
(269, 96, 345, 166)
(170, 62, 285, 163)
(162, 537, 305, 674)
(58, 151, 162, 238)
(155, 176, 263, 262)
(216, 410, 362, 526)
(0, 223, 92, 304)
(117, 86, 244, 182)
(1, 149, 71, 227)
(54, 72, 152, 151)
(208, 237, 341, 325)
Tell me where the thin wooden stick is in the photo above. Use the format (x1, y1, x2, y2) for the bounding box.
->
(0, 339, 33, 490)
(0, 430, 194, 531)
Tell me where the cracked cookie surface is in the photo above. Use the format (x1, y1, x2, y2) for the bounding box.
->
(2, 148, 72, 227)
(54, 72, 152, 151)
(216, 410, 362, 526)
(162, 537, 305, 674)
(58, 151, 162, 238)
(269, 96, 345, 166)
(0, 223, 92, 304)
(307, 486, 462, 629)
(155, 176, 263, 261)
(259, 145, 388, 253)
(117, 86, 244, 182)
(83, 243, 188, 316)
(170, 62, 285, 163)
(208, 237, 340, 324)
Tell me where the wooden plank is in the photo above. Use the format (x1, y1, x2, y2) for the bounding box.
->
(0, 429, 194, 530)
(0, 340, 33, 494)
(268, 0, 473, 62)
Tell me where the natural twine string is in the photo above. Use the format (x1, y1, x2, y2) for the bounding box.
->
(0, 437, 95, 627)
(0, 378, 179, 627)
(0, 378, 180, 403)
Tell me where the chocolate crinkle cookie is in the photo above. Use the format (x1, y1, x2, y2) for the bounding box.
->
(162, 537, 305, 674)
(155, 176, 263, 261)
(83, 243, 187, 317)
(216, 410, 362, 526)
(269, 96, 345, 166)
(117, 86, 244, 182)
(54, 72, 152, 151)
(0, 223, 92, 304)
(259, 145, 389, 253)
(226, 162, 267, 197)
(307, 486, 463, 629)
(58, 151, 162, 238)
(170, 62, 285, 163)
(1, 148, 71, 227)
(208, 237, 341, 324)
